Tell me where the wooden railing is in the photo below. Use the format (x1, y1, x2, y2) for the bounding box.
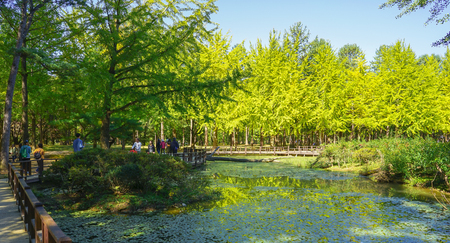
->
(203, 146, 324, 156)
(172, 148, 207, 167)
(7, 158, 59, 184)
(7, 162, 72, 243)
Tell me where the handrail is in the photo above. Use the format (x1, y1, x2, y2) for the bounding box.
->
(174, 149, 207, 167)
(7, 162, 72, 243)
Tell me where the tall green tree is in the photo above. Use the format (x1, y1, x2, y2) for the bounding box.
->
(338, 44, 364, 69)
(68, 0, 242, 149)
(0, 0, 82, 169)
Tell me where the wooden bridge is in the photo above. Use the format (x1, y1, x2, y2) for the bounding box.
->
(205, 146, 324, 157)
(6, 160, 72, 243)
(174, 148, 207, 167)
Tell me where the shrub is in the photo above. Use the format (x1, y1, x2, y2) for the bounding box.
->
(106, 164, 143, 192)
(45, 149, 212, 200)
(352, 147, 379, 165)
(318, 137, 450, 190)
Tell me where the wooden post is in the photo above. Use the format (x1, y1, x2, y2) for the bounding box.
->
(287, 146, 290, 156)
(273, 146, 275, 156)
(194, 151, 197, 167)
(259, 146, 261, 155)
(245, 145, 247, 155)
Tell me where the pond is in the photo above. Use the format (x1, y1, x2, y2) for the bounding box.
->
(52, 160, 450, 242)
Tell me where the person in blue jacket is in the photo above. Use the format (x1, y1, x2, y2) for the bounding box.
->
(170, 137, 180, 155)
(20, 140, 32, 175)
(73, 133, 84, 152)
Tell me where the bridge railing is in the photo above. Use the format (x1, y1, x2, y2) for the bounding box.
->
(170, 148, 207, 167)
(7, 162, 72, 243)
(204, 146, 324, 156)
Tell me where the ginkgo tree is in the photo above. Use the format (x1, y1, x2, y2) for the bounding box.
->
(66, 0, 243, 148)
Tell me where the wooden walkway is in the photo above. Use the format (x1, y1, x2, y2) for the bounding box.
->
(0, 178, 29, 243)
(206, 146, 324, 157)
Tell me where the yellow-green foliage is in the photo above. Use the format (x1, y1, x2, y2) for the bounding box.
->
(352, 148, 379, 165)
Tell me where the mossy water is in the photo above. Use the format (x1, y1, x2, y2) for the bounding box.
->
(50, 160, 450, 242)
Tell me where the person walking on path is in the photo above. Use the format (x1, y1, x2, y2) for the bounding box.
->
(170, 137, 180, 155)
(33, 143, 45, 174)
(156, 138, 161, 154)
(73, 133, 84, 152)
(160, 139, 166, 154)
(166, 139, 171, 154)
(19, 140, 32, 175)
(132, 138, 142, 153)
(148, 141, 155, 154)
(9, 143, 18, 163)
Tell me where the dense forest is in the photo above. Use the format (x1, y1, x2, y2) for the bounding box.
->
(1, 1, 449, 163)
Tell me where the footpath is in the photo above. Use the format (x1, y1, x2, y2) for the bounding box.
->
(0, 178, 29, 243)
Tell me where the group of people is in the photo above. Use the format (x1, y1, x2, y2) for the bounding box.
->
(9, 140, 45, 174)
(71, 133, 181, 155)
(131, 137, 180, 155)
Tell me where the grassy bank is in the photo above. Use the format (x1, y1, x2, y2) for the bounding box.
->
(312, 138, 450, 191)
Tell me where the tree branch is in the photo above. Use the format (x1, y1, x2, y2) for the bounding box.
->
(113, 84, 157, 94)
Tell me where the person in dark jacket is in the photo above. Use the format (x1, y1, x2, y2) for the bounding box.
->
(170, 138, 180, 155)
(148, 140, 155, 154)
(156, 139, 161, 154)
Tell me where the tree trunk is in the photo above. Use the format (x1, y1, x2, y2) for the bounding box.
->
(245, 126, 248, 145)
(100, 111, 111, 149)
(143, 121, 148, 146)
(160, 118, 164, 141)
(250, 126, 254, 146)
(213, 123, 218, 148)
(39, 114, 43, 146)
(204, 125, 208, 147)
(182, 126, 185, 148)
(31, 114, 36, 149)
(260, 127, 263, 147)
(233, 128, 236, 149)
(21, 45, 29, 143)
(190, 119, 194, 148)
(1, 2, 32, 169)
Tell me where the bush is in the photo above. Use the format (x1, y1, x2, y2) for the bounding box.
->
(106, 164, 143, 192)
(316, 137, 450, 190)
(45, 149, 212, 200)
(352, 147, 379, 165)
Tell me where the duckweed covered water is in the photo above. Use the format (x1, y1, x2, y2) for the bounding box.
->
(52, 160, 450, 242)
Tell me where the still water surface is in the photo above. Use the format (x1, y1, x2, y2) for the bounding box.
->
(54, 161, 450, 242)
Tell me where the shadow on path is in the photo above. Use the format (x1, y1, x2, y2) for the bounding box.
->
(0, 179, 29, 243)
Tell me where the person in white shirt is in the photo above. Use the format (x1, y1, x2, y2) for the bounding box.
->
(131, 138, 142, 153)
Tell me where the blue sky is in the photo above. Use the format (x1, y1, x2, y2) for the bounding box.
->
(211, 0, 449, 61)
